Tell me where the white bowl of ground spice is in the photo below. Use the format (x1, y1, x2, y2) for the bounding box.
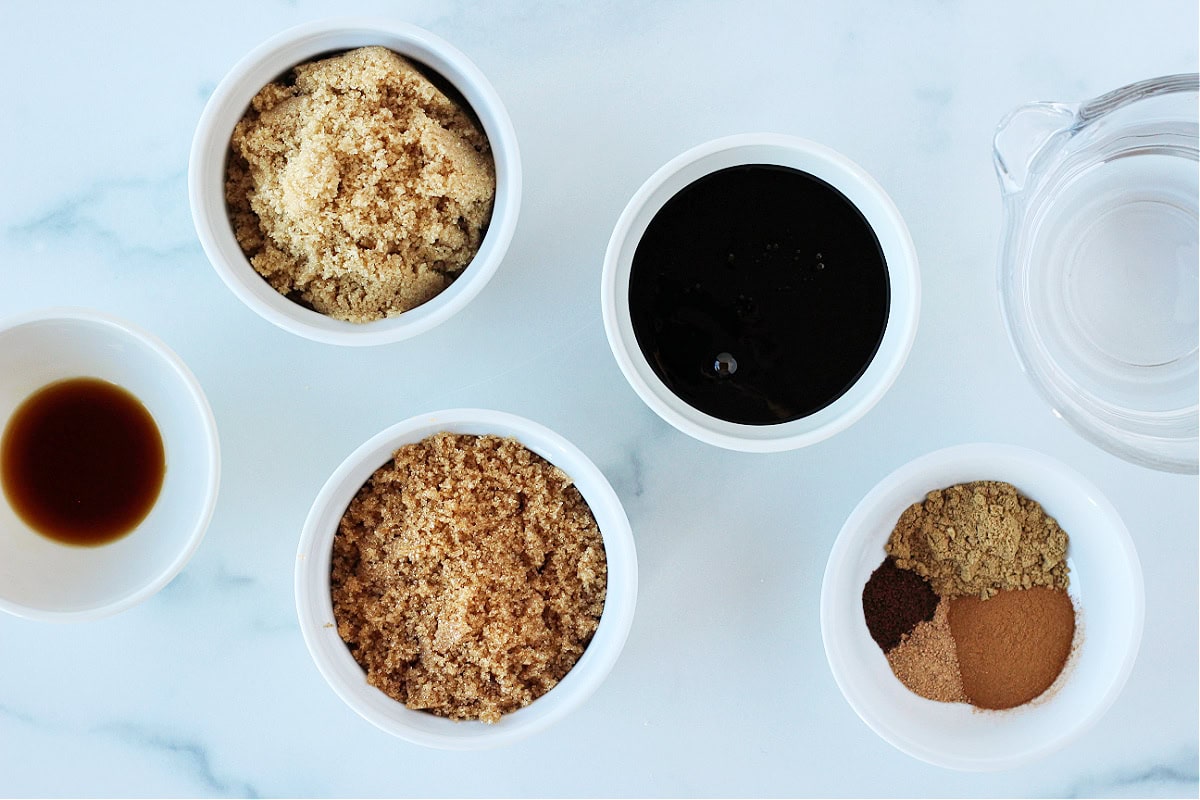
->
(189, 19, 520, 345)
(820, 443, 1144, 771)
(295, 409, 637, 748)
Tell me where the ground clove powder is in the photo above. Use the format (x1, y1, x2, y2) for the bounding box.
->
(862, 557, 939, 651)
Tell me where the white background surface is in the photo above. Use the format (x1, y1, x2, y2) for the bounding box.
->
(0, 1, 1196, 796)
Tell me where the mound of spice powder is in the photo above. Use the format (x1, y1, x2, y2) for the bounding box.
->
(886, 598, 966, 703)
(862, 480, 1077, 710)
(949, 587, 1076, 709)
(862, 557, 938, 651)
(885, 480, 1069, 599)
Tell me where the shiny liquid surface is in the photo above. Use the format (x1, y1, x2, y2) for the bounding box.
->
(1, 378, 165, 546)
(1030, 151, 1198, 413)
(629, 164, 889, 424)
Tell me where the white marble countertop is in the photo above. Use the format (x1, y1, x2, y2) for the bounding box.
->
(1, 1, 1196, 797)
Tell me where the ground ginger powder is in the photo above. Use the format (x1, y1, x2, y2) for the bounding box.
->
(885, 480, 1068, 599)
(330, 433, 607, 723)
(226, 46, 496, 322)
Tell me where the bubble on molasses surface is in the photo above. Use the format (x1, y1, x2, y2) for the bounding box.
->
(714, 352, 738, 377)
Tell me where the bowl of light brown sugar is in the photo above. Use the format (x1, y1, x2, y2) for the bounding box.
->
(295, 409, 637, 749)
(820, 443, 1144, 771)
(189, 18, 521, 346)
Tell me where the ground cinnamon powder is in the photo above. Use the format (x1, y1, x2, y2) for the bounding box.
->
(949, 586, 1076, 709)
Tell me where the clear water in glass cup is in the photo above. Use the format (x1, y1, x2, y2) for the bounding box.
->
(995, 74, 1199, 473)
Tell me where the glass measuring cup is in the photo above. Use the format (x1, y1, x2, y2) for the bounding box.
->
(994, 74, 1199, 473)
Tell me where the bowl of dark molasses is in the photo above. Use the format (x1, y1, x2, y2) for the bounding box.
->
(602, 133, 920, 451)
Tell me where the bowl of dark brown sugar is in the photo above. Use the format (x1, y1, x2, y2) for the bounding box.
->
(295, 409, 637, 749)
(820, 443, 1144, 771)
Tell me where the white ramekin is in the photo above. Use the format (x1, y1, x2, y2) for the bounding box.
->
(0, 309, 220, 621)
(189, 18, 521, 346)
(601, 133, 919, 452)
(820, 443, 1144, 770)
(295, 409, 637, 749)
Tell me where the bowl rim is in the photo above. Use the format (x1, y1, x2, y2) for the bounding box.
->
(294, 408, 638, 749)
(0, 307, 221, 622)
(187, 17, 522, 347)
(600, 132, 920, 452)
(819, 442, 1145, 771)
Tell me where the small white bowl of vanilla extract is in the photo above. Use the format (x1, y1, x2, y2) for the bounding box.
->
(0, 309, 219, 621)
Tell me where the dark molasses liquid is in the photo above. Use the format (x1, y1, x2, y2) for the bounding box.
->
(629, 164, 889, 424)
(1, 378, 165, 546)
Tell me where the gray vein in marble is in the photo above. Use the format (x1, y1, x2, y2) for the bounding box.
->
(92, 721, 260, 798)
(213, 563, 259, 588)
(6, 173, 199, 262)
(157, 561, 256, 601)
(1062, 747, 1199, 798)
(151, 563, 297, 637)
(607, 448, 646, 502)
(0, 700, 39, 726)
(0, 700, 259, 797)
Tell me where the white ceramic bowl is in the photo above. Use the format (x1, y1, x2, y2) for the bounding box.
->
(0, 309, 220, 621)
(601, 133, 919, 452)
(295, 409, 637, 749)
(820, 443, 1144, 771)
(189, 18, 522, 346)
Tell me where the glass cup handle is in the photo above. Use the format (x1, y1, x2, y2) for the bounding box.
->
(992, 102, 1078, 194)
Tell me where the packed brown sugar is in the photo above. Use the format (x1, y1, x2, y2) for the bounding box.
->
(226, 46, 496, 322)
(330, 433, 607, 723)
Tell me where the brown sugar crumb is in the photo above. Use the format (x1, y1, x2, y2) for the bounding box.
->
(330, 433, 607, 723)
(885, 480, 1069, 600)
(886, 597, 968, 703)
(226, 46, 496, 322)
